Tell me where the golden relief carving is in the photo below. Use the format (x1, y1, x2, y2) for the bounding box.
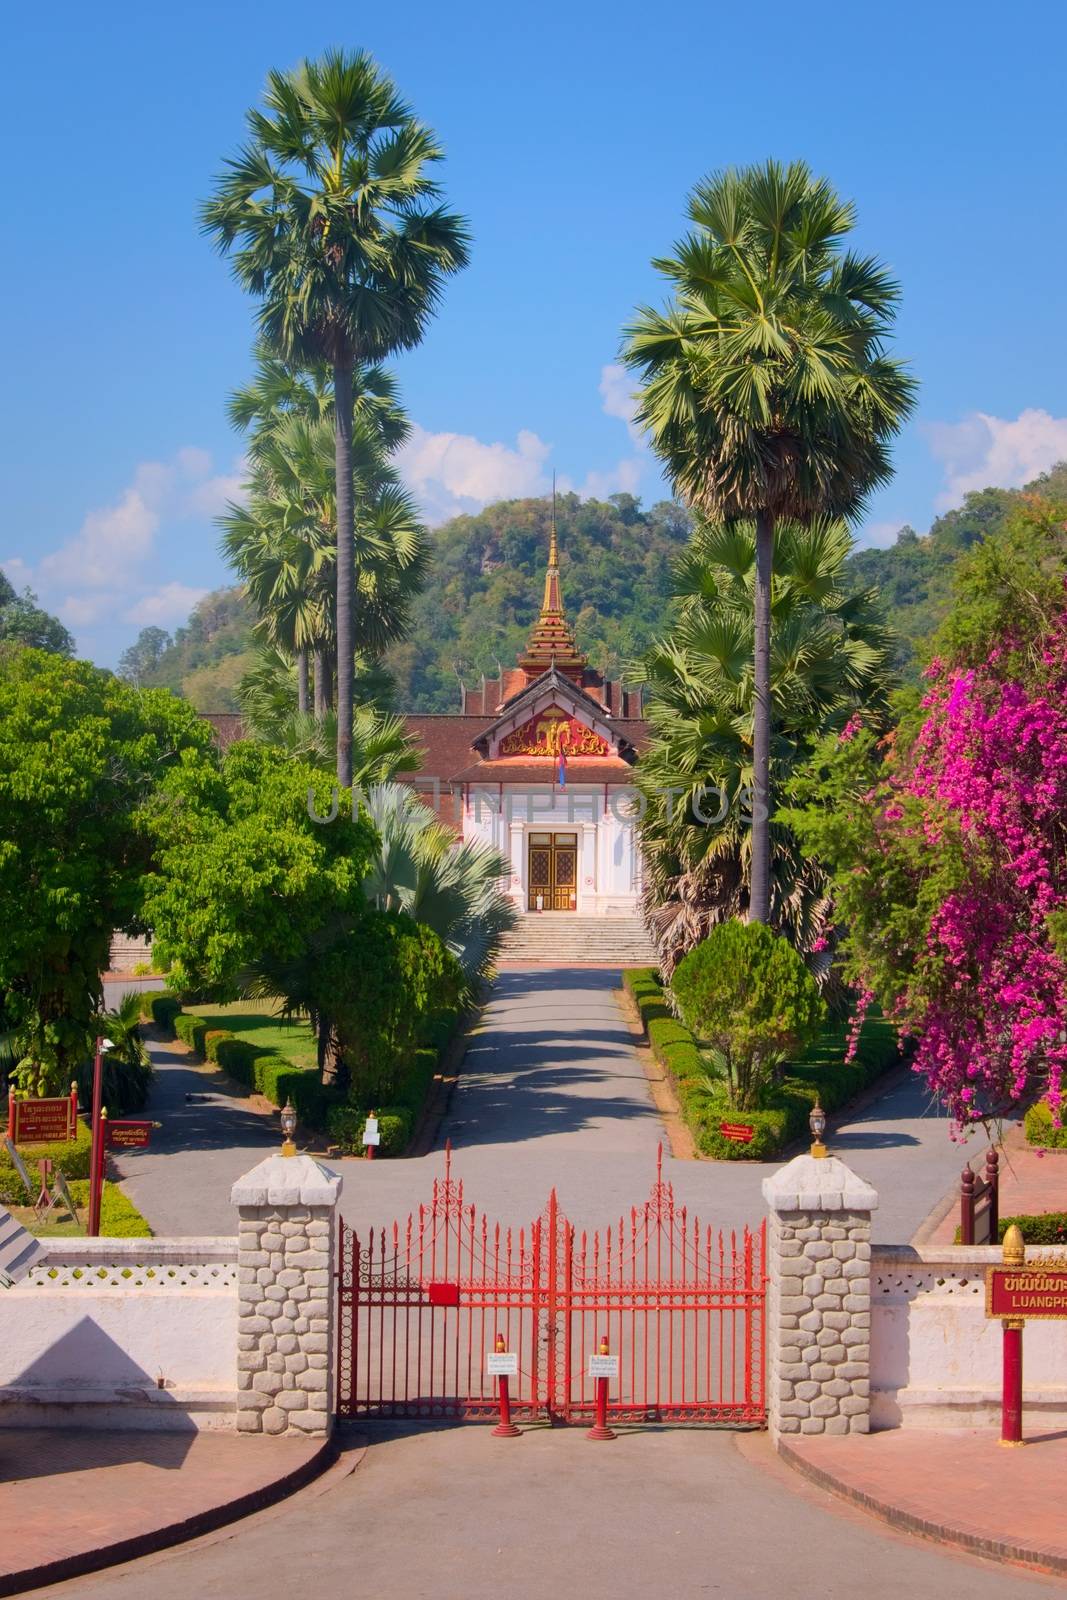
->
(498, 710, 610, 758)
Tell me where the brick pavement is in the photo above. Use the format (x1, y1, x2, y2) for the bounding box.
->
(782, 1428, 1067, 1574)
(0, 1428, 330, 1596)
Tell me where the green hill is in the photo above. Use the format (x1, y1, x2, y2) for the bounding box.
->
(122, 468, 1067, 711)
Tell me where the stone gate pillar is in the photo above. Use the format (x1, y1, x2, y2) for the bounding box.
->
(231, 1152, 342, 1436)
(762, 1153, 877, 1440)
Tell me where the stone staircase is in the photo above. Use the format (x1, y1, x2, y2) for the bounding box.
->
(498, 914, 659, 968)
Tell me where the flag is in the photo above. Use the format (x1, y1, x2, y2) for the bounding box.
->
(557, 738, 567, 788)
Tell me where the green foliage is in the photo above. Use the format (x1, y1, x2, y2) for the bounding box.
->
(137, 589, 258, 710)
(1024, 1101, 1067, 1149)
(76, 991, 154, 1115)
(0, 648, 215, 1091)
(173, 1013, 211, 1057)
(671, 923, 825, 1110)
(636, 517, 895, 969)
(213, 1036, 265, 1087)
(0, 1117, 93, 1203)
(0, 577, 74, 657)
(137, 993, 181, 1034)
(250, 1055, 334, 1126)
(625, 969, 897, 1160)
(327, 1104, 411, 1156)
(65, 1178, 153, 1237)
(954, 1208, 1067, 1246)
(142, 739, 378, 1000)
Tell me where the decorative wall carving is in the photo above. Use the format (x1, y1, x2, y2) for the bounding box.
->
(498, 709, 610, 758)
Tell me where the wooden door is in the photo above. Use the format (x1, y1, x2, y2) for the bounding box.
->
(527, 833, 578, 911)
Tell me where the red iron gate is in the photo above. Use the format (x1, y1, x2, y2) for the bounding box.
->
(336, 1147, 766, 1426)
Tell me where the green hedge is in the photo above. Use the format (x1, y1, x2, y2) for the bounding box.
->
(0, 1117, 94, 1203)
(954, 1211, 1067, 1246)
(252, 1055, 336, 1127)
(327, 1104, 412, 1156)
(136, 991, 182, 1034)
(213, 1036, 265, 1087)
(624, 968, 900, 1162)
(1024, 1101, 1067, 1149)
(66, 1179, 154, 1237)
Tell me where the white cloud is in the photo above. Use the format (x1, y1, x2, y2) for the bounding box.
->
(925, 408, 1067, 509)
(397, 424, 551, 522)
(126, 582, 210, 626)
(854, 518, 906, 550)
(599, 363, 644, 446)
(558, 458, 645, 501)
(5, 447, 246, 646)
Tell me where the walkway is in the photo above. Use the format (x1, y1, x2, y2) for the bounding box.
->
(34, 1426, 1059, 1600)
(119, 968, 962, 1248)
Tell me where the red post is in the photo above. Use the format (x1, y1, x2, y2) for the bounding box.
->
(88, 1032, 105, 1236)
(491, 1333, 520, 1438)
(1001, 1319, 1024, 1445)
(69, 1080, 79, 1141)
(960, 1165, 976, 1245)
(587, 1334, 617, 1441)
(7, 1088, 15, 1143)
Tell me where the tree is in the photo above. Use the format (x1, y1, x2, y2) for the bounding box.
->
(360, 783, 517, 991)
(671, 921, 825, 1110)
(635, 517, 894, 971)
(0, 648, 213, 1093)
(0, 577, 74, 656)
(202, 48, 470, 786)
(623, 160, 916, 922)
(118, 626, 172, 685)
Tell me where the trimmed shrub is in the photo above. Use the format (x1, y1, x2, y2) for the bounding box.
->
(137, 992, 181, 1034)
(213, 1036, 265, 1088)
(327, 1104, 411, 1157)
(1024, 1100, 1067, 1149)
(954, 1211, 1067, 1246)
(0, 1117, 94, 1203)
(63, 1179, 153, 1237)
(624, 968, 899, 1161)
(252, 1056, 335, 1127)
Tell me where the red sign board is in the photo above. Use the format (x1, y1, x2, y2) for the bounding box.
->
(106, 1120, 154, 1150)
(720, 1122, 755, 1144)
(987, 1267, 1067, 1319)
(426, 1281, 461, 1307)
(8, 1096, 76, 1145)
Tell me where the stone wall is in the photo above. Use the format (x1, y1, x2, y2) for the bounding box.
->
(233, 1154, 340, 1436)
(763, 1154, 876, 1438)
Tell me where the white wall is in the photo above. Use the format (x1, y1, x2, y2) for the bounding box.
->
(0, 1238, 238, 1431)
(871, 1244, 1067, 1429)
(463, 785, 642, 914)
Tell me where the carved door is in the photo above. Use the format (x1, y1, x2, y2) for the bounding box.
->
(527, 833, 578, 911)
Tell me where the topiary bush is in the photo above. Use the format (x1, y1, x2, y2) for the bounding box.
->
(671, 922, 825, 1111)
(136, 992, 181, 1034)
(212, 1036, 265, 1088)
(173, 1012, 210, 1057)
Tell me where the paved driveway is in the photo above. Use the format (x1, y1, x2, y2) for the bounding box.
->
(121, 969, 961, 1246)
(37, 1426, 1056, 1600)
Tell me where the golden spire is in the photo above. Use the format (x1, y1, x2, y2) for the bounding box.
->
(518, 479, 586, 682)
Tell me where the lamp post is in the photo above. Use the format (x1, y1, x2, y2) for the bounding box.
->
(809, 1099, 828, 1160)
(87, 1035, 114, 1236)
(280, 1101, 297, 1157)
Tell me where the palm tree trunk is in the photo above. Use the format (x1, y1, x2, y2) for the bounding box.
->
(749, 507, 774, 923)
(296, 648, 309, 716)
(314, 645, 328, 721)
(334, 359, 354, 788)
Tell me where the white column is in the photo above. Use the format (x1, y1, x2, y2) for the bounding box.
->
(509, 819, 525, 908)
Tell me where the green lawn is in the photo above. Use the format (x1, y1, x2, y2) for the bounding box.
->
(185, 1000, 318, 1070)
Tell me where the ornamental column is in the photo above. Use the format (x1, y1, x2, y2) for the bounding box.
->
(232, 1152, 342, 1436)
(762, 1153, 877, 1439)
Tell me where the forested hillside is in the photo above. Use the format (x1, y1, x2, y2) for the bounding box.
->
(123, 468, 1067, 711)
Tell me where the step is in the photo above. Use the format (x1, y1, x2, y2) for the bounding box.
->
(499, 916, 659, 967)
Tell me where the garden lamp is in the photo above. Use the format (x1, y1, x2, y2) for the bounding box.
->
(280, 1101, 297, 1158)
(809, 1099, 828, 1159)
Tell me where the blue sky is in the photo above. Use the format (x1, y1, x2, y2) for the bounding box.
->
(4, 0, 1066, 667)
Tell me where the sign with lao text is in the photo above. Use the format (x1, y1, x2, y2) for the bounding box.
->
(362, 1117, 380, 1147)
(986, 1266, 1067, 1319)
(487, 1351, 519, 1377)
(106, 1120, 155, 1150)
(588, 1353, 619, 1379)
(8, 1095, 77, 1145)
(719, 1123, 755, 1144)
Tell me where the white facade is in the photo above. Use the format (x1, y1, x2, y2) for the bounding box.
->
(463, 784, 644, 916)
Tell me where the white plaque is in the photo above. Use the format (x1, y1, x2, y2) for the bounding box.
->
(362, 1117, 380, 1147)
(486, 1351, 519, 1377)
(588, 1354, 619, 1379)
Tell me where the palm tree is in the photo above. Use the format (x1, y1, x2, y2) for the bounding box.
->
(635, 517, 894, 973)
(623, 160, 916, 922)
(202, 50, 470, 787)
(360, 784, 517, 992)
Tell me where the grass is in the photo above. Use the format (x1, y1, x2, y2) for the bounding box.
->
(8, 1179, 152, 1237)
(185, 1000, 318, 1070)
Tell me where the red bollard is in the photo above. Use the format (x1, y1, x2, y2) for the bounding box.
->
(587, 1334, 617, 1441)
(491, 1334, 521, 1437)
(1001, 1319, 1024, 1446)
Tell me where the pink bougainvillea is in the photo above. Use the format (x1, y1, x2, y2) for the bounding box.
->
(887, 642, 1067, 1125)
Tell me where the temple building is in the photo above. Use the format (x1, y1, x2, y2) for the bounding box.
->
(402, 523, 649, 917)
